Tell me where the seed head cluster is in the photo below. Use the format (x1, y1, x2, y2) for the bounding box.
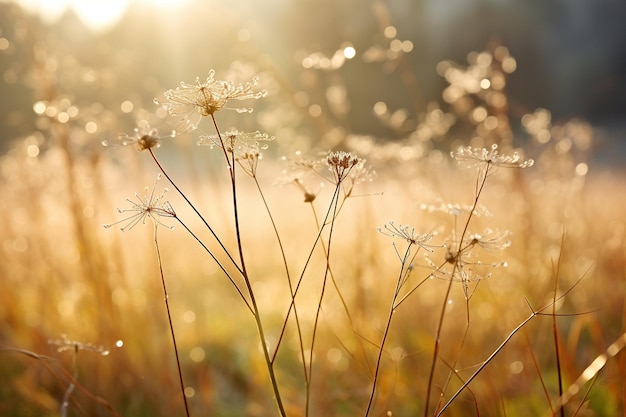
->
(49, 334, 110, 356)
(452, 144, 534, 168)
(156, 70, 267, 131)
(103, 122, 174, 151)
(103, 175, 176, 232)
(378, 221, 434, 250)
(198, 130, 274, 176)
(326, 151, 360, 183)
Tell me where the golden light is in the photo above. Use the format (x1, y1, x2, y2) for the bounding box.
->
(16, 0, 70, 24)
(11, 0, 190, 32)
(147, 0, 190, 6)
(343, 46, 356, 59)
(71, 0, 129, 32)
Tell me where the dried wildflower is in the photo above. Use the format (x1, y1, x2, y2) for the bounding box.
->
(49, 334, 110, 356)
(156, 70, 267, 131)
(198, 130, 273, 176)
(198, 130, 272, 173)
(103, 174, 176, 231)
(290, 153, 326, 172)
(277, 172, 322, 203)
(378, 221, 434, 250)
(278, 152, 327, 202)
(295, 177, 319, 203)
(435, 229, 510, 299)
(420, 201, 492, 217)
(466, 228, 511, 250)
(198, 129, 271, 152)
(326, 151, 360, 183)
(102, 121, 174, 151)
(430, 248, 489, 299)
(452, 144, 534, 168)
(343, 157, 376, 190)
(280, 151, 371, 200)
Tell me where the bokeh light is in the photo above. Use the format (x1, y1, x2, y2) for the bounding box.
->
(0, 0, 624, 416)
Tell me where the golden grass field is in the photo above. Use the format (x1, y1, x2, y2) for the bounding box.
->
(1, 3, 625, 416)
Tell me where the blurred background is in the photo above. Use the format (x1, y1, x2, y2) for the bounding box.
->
(0, 0, 625, 163)
(1, 1, 626, 416)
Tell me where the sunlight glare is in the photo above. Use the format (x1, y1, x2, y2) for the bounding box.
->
(72, 0, 129, 32)
(140, 0, 190, 7)
(18, 0, 70, 24)
(14, 0, 129, 31)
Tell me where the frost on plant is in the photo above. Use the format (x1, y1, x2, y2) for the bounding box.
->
(49, 334, 110, 356)
(281, 150, 374, 200)
(420, 201, 492, 217)
(378, 221, 435, 250)
(156, 69, 267, 132)
(198, 129, 274, 176)
(103, 174, 176, 231)
(102, 121, 175, 152)
(452, 143, 534, 169)
(467, 228, 512, 251)
(325, 151, 376, 191)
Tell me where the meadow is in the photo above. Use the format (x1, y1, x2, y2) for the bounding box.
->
(1, 3, 625, 416)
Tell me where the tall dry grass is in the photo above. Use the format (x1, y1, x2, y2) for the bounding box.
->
(1, 4, 625, 417)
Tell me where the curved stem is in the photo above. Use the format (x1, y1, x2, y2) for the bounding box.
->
(148, 148, 242, 275)
(435, 311, 538, 416)
(306, 183, 343, 417)
(252, 176, 308, 382)
(423, 163, 492, 417)
(273, 185, 343, 360)
(210, 114, 287, 417)
(365, 244, 414, 416)
(174, 217, 252, 314)
(153, 224, 191, 417)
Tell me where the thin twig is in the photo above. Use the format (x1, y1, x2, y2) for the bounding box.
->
(365, 244, 414, 416)
(153, 224, 191, 417)
(148, 148, 243, 275)
(210, 114, 287, 417)
(424, 163, 492, 417)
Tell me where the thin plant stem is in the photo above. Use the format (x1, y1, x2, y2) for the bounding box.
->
(365, 243, 414, 417)
(148, 148, 243, 275)
(394, 260, 446, 309)
(252, 175, 308, 384)
(152, 224, 191, 417)
(435, 279, 475, 411)
(60, 346, 78, 417)
(548, 331, 626, 416)
(174, 216, 252, 314)
(435, 309, 537, 416)
(525, 330, 554, 414)
(438, 356, 480, 415)
(435, 323, 471, 414)
(210, 114, 287, 417)
(1, 347, 124, 417)
(306, 182, 342, 417)
(437, 278, 585, 417)
(272, 184, 343, 360)
(553, 233, 566, 417)
(309, 199, 373, 376)
(423, 163, 492, 417)
(571, 376, 596, 417)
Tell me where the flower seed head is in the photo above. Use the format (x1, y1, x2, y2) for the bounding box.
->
(156, 70, 267, 132)
(103, 174, 176, 231)
(452, 144, 534, 168)
(378, 221, 435, 250)
(326, 151, 360, 183)
(103, 121, 174, 152)
(198, 129, 274, 176)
